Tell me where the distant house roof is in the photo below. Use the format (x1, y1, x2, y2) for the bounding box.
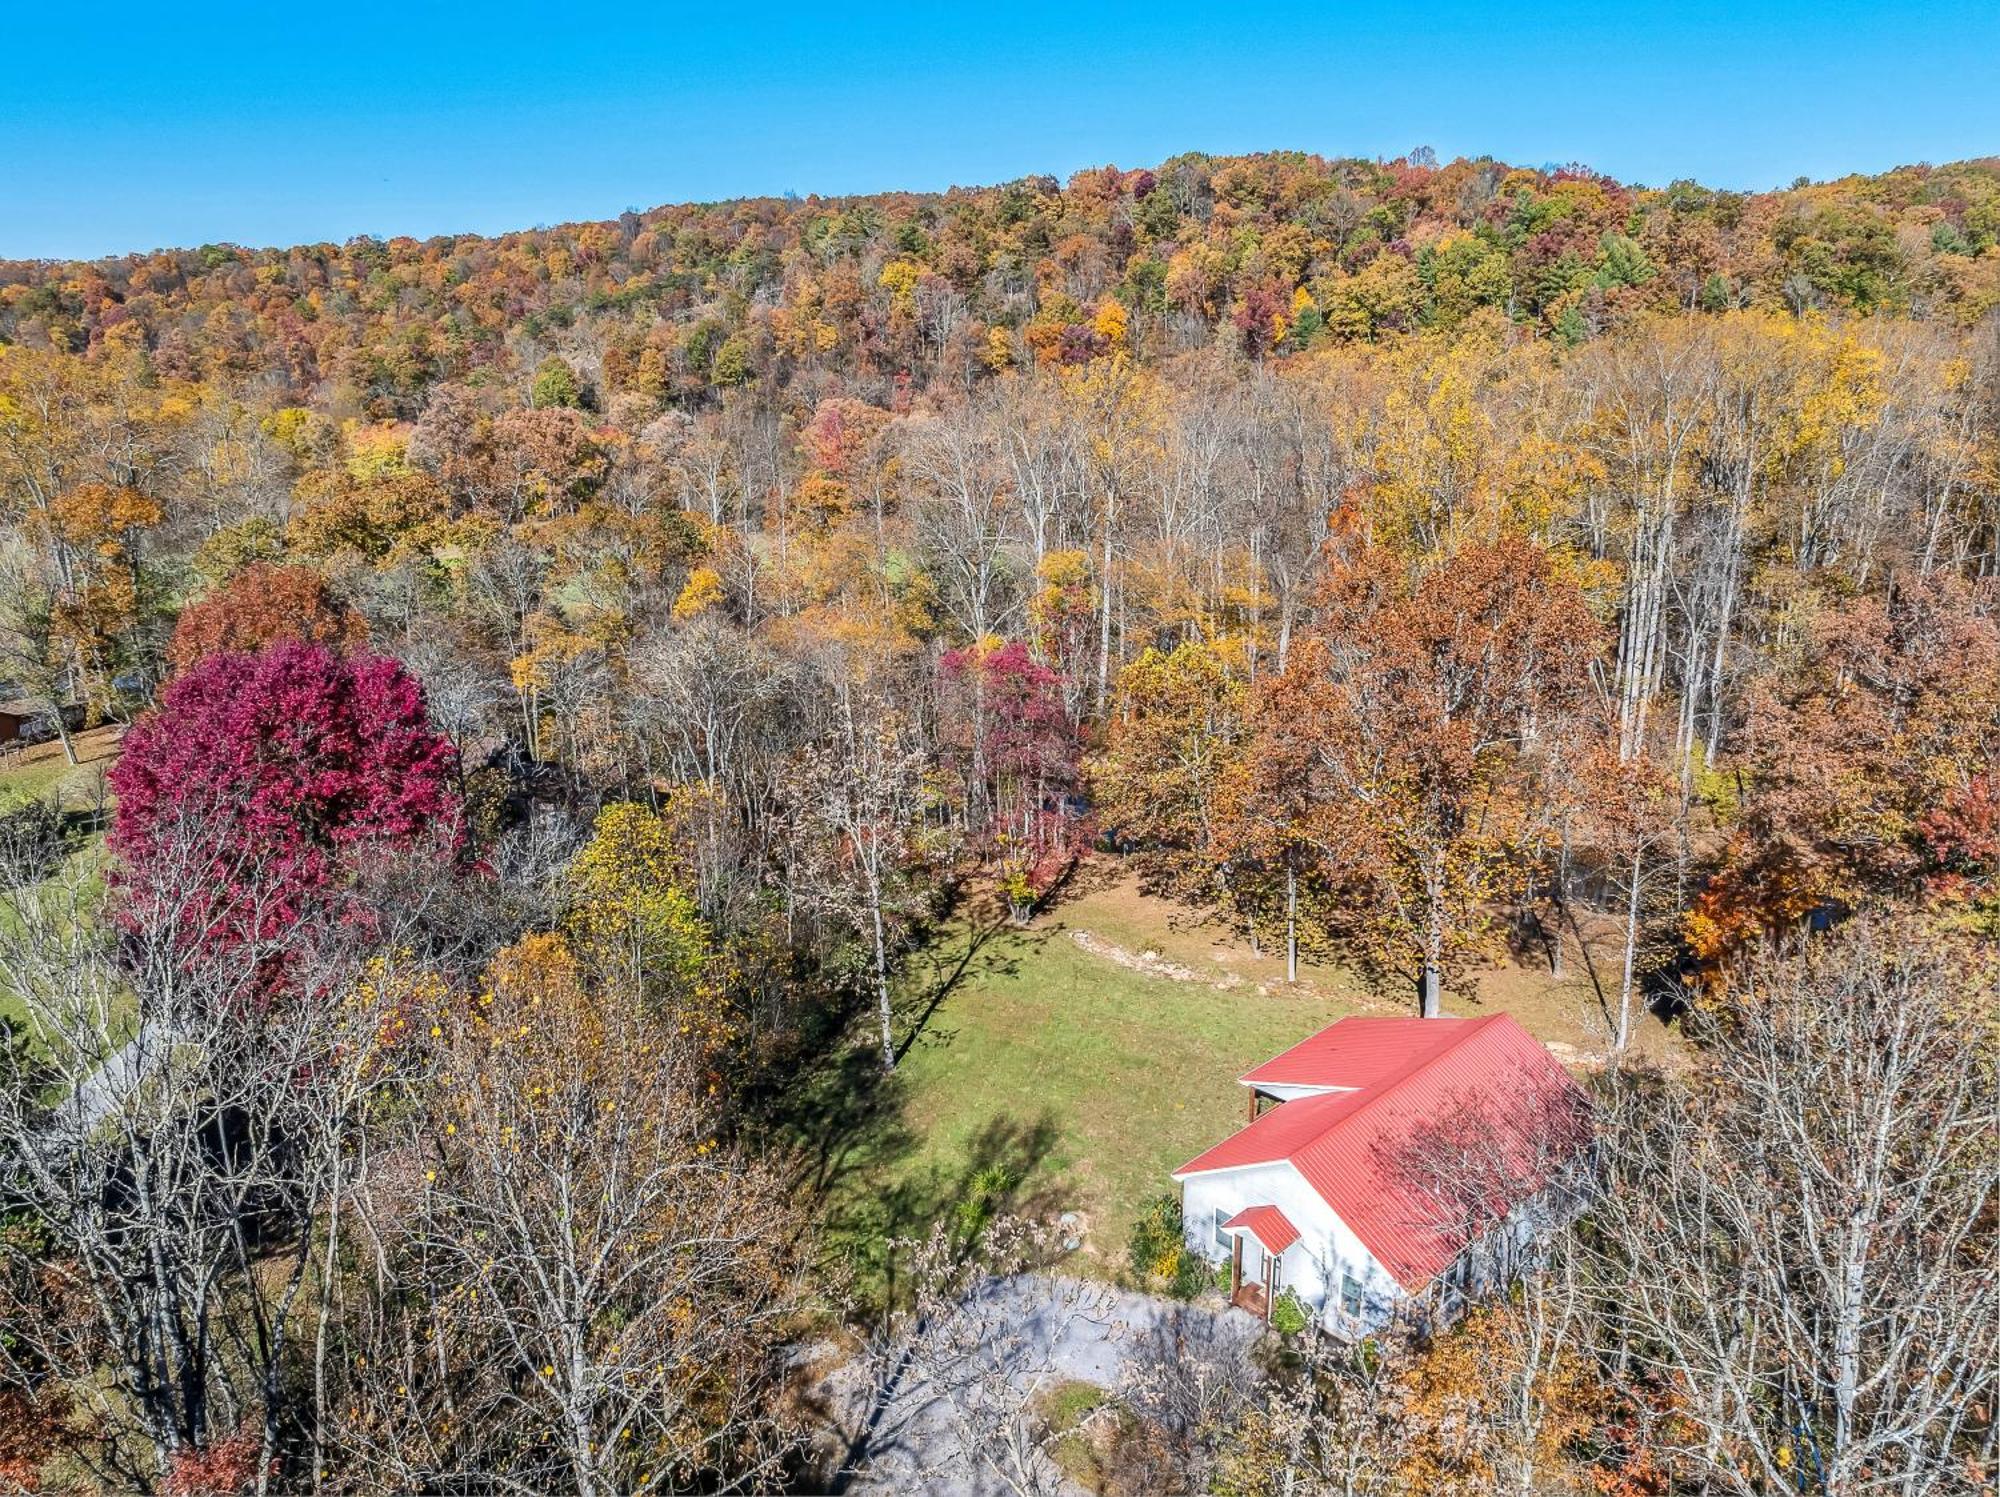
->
(1176, 1015, 1588, 1289)
(1220, 1204, 1300, 1255)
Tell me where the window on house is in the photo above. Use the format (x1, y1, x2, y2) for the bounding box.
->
(1214, 1208, 1233, 1252)
(1341, 1273, 1363, 1317)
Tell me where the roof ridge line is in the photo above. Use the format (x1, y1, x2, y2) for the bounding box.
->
(1235, 1012, 1481, 1088)
(1288, 1013, 1506, 1157)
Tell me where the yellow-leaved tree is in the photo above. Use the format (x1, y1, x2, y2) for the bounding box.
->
(566, 801, 713, 1020)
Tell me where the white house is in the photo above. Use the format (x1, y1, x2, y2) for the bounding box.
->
(1172, 1014, 1587, 1335)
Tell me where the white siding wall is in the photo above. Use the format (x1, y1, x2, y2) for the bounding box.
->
(1178, 1162, 1403, 1334)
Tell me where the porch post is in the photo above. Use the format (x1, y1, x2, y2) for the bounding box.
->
(1230, 1235, 1243, 1295)
(1263, 1258, 1275, 1323)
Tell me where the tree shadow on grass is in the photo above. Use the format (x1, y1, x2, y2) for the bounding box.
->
(755, 898, 1042, 1194)
(767, 1050, 1069, 1308)
(786, 1107, 1074, 1491)
(753, 896, 1069, 1313)
(891, 893, 1049, 1065)
(859, 1111, 1068, 1309)
(60, 801, 110, 840)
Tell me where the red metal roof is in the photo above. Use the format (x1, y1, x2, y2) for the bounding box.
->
(1240, 1015, 1489, 1091)
(1177, 1015, 1588, 1289)
(1221, 1204, 1301, 1255)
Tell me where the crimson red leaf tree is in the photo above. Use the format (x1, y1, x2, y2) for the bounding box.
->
(108, 641, 461, 953)
(938, 640, 1082, 916)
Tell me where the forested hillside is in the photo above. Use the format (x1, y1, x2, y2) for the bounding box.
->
(0, 149, 1995, 1494)
(6, 150, 2000, 404)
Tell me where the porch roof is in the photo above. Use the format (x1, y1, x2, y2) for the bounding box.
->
(1220, 1204, 1300, 1255)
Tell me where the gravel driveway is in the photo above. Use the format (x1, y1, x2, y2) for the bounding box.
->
(831, 1276, 1263, 1496)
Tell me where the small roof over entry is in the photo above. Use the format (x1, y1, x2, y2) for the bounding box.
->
(1220, 1204, 1299, 1255)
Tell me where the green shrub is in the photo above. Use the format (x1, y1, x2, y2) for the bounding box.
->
(951, 1164, 1016, 1246)
(1126, 1194, 1205, 1299)
(1269, 1287, 1311, 1336)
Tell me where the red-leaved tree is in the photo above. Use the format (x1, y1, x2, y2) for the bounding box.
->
(108, 641, 461, 954)
(938, 640, 1082, 915)
(160, 1428, 263, 1497)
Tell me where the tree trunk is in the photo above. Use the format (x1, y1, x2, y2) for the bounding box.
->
(308, 1144, 347, 1497)
(1095, 504, 1115, 716)
(1615, 840, 1643, 1053)
(51, 706, 78, 766)
(1419, 964, 1443, 1020)
(1285, 862, 1298, 984)
(871, 893, 895, 1072)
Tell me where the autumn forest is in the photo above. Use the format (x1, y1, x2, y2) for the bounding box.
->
(0, 148, 1995, 1495)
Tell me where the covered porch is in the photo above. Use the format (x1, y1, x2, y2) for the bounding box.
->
(1218, 1204, 1299, 1323)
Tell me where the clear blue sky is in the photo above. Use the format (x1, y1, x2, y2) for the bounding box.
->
(3, 0, 1996, 261)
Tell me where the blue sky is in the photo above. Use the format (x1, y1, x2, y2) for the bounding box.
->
(3, 0, 1995, 260)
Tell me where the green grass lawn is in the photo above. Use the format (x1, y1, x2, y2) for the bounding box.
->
(0, 837, 113, 1042)
(0, 754, 87, 810)
(0, 725, 121, 813)
(834, 884, 1352, 1280)
(0, 730, 119, 1043)
(819, 860, 1647, 1297)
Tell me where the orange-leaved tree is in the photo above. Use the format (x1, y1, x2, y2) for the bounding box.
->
(166, 561, 366, 675)
(1685, 577, 2000, 966)
(1271, 539, 1605, 1016)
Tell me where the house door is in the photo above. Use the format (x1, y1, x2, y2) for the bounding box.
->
(1239, 1238, 1263, 1284)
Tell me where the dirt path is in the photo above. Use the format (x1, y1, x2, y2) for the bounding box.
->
(1045, 861, 1674, 1064)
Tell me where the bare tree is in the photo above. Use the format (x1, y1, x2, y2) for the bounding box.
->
(1572, 745, 1686, 1052)
(0, 805, 384, 1492)
(1198, 1334, 1406, 1497)
(785, 688, 939, 1070)
(903, 406, 1023, 646)
(1113, 1300, 1264, 1495)
(395, 629, 508, 764)
(322, 937, 814, 1497)
(0, 542, 80, 765)
(1584, 918, 1997, 1496)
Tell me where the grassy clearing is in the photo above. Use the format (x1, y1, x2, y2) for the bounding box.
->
(0, 838, 113, 1042)
(0, 725, 123, 811)
(828, 859, 1674, 1284)
(820, 869, 1351, 1279)
(889, 922, 1343, 1263)
(0, 728, 120, 1040)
